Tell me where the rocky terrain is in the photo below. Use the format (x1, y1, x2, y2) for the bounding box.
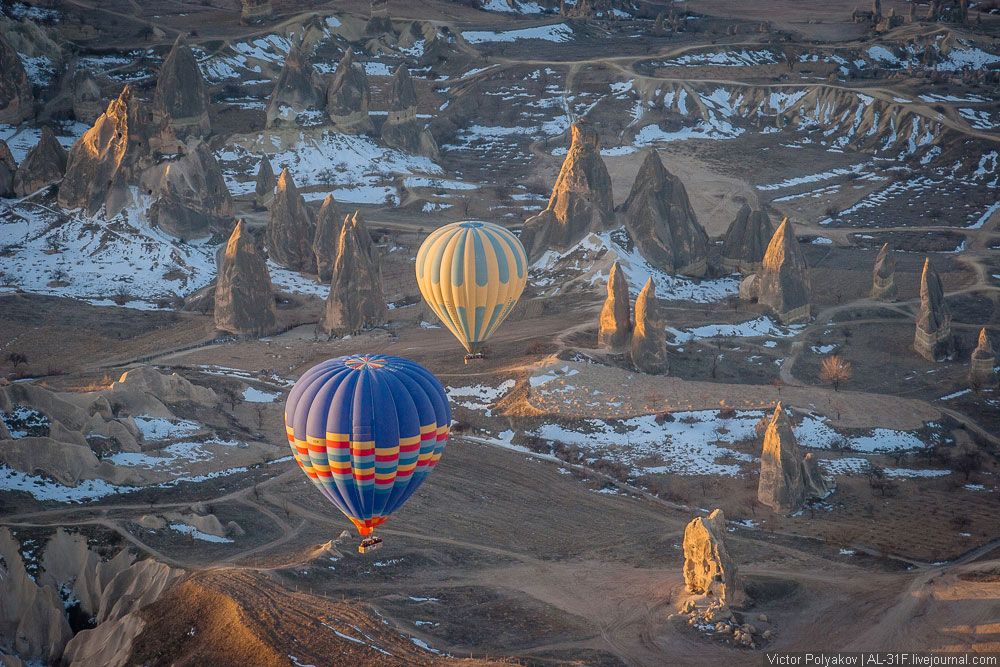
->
(1, 0, 1000, 664)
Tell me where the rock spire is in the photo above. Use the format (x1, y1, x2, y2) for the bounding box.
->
(326, 49, 374, 134)
(683, 509, 747, 608)
(871, 243, 897, 300)
(152, 36, 211, 138)
(913, 258, 954, 361)
(719, 204, 774, 273)
(312, 194, 343, 282)
(970, 328, 998, 389)
(757, 403, 833, 514)
(321, 212, 388, 334)
(266, 168, 316, 272)
(757, 218, 810, 324)
(380, 64, 439, 159)
(13, 127, 67, 197)
(598, 261, 631, 352)
(214, 220, 278, 336)
(630, 278, 669, 375)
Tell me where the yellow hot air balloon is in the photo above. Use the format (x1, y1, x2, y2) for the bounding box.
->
(415, 221, 528, 355)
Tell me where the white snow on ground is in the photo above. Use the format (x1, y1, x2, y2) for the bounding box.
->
(266, 261, 329, 297)
(529, 367, 578, 387)
(192, 365, 295, 387)
(757, 165, 865, 191)
(109, 440, 237, 470)
(403, 176, 481, 190)
(795, 414, 926, 452)
(480, 0, 545, 12)
(462, 23, 574, 44)
(885, 468, 950, 479)
(818, 457, 869, 476)
(531, 231, 739, 304)
(0, 122, 91, 163)
(0, 197, 218, 306)
(218, 131, 440, 201)
(667, 316, 804, 343)
(168, 524, 234, 543)
(243, 387, 280, 402)
(939, 389, 971, 401)
(131, 417, 201, 440)
(659, 49, 780, 67)
(534, 410, 762, 477)
(959, 108, 1000, 131)
(447, 380, 515, 416)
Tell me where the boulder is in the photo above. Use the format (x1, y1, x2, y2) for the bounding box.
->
(109, 366, 218, 409)
(321, 212, 388, 334)
(758, 403, 832, 514)
(914, 257, 954, 361)
(0, 139, 16, 197)
(137, 515, 167, 530)
(738, 273, 760, 301)
(72, 69, 104, 124)
(226, 521, 246, 537)
(870, 243, 897, 300)
(598, 261, 631, 352)
(312, 194, 343, 282)
(326, 49, 374, 134)
(265, 42, 323, 128)
(266, 168, 317, 272)
(619, 150, 709, 276)
(0, 32, 32, 124)
(520, 120, 614, 262)
(254, 156, 275, 209)
(719, 204, 774, 274)
(756, 218, 810, 324)
(380, 64, 439, 159)
(682, 509, 746, 607)
(969, 328, 997, 389)
(240, 0, 273, 24)
(13, 127, 67, 197)
(630, 278, 668, 375)
(152, 36, 211, 139)
(142, 139, 234, 238)
(214, 220, 278, 337)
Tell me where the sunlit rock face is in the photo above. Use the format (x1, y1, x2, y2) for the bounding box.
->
(758, 404, 832, 514)
(619, 150, 709, 276)
(380, 65, 439, 159)
(682, 509, 747, 608)
(913, 258, 954, 362)
(520, 120, 615, 262)
(0, 32, 32, 124)
(871, 243, 897, 301)
(214, 220, 278, 337)
(326, 49, 374, 135)
(266, 168, 316, 272)
(321, 212, 388, 335)
(720, 204, 774, 274)
(312, 194, 343, 283)
(152, 36, 211, 139)
(13, 127, 67, 197)
(970, 328, 998, 389)
(757, 218, 811, 325)
(630, 278, 669, 375)
(265, 42, 323, 129)
(598, 261, 631, 352)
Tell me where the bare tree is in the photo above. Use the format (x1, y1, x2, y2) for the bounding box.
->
(6, 352, 27, 369)
(819, 355, 852, 391)
(953, 447, 984, 481)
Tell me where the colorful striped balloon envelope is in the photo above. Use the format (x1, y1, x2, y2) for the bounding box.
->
(415, 221, 528, 353)
(285, 355, 450, 536)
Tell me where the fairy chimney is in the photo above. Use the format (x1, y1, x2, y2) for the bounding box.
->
(254, 156, 276, 209)
(598, 261, 632, 352)
(970, 328, 998, 389)
(758, 403, 832, 514)
(630, 278, 669, 375)
(0, 139, 18, 198)
(682, 509, 747, 608)
(619, 150, 710, 276)
(142, 139, 235, 238)
(871, 243, 897, 301)
(13, 127, 67, 197)
(913, 258, 954, 361)
(719, 204, 775, 274)
(152, 36, 211, 138)
(321, 213, 388, 334)
(240, 0, 273, 24)
(757, 218, 811, 324)
(326, 49, 374, 135)
(72, 69, 103, 124)
(312, 194, 343, 282)
(380, 64, 439, 159)
(215, 220, 278, 336)
(520, 120, 614, 262)
(266, 168, 317, 272)
(0, 33, 33, 124)
(265, 42, 323, 128)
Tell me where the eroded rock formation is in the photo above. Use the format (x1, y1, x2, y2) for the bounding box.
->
(312, 194, 343, 282)
(72, 69, 103, 124)
(969, 328, 997, 389)
(682, 509, 746, 607)
(758, 403, 833, 514)
(265, 42, 323, 128)
(0, 139, 17, 198)
(914, 258, 954, 361)
(152, 36, 211, 138)
(214, 220, 278, 336)
(520, 120, 614, 262)
(326, 49, 374, 134)
(720, 204, 774, 273)
(321, 212, 387, 334)
(0, 33, 32, 124)
(380, 65, 439, 159)
(630, 278, 668, 374)
(619, 150, 709, 276)
(871, 243, 897, 300)
(240, 0, 273, 24)
(756, 218, 810, 324)
(13, 127, 67, 197)
(598, 261, 631, 351)
(254, 156, 275, 209)
(142, 139, 234, 238)
(266, 168, 316, 272)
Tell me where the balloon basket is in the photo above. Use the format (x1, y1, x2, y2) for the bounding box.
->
(358, 536, 383, 554)
(464, 352, 485, 364)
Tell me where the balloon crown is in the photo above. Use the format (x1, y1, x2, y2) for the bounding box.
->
(343, 354, 387, 370)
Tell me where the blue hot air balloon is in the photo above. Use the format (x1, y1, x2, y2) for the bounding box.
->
(284, 354, 450, 537)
